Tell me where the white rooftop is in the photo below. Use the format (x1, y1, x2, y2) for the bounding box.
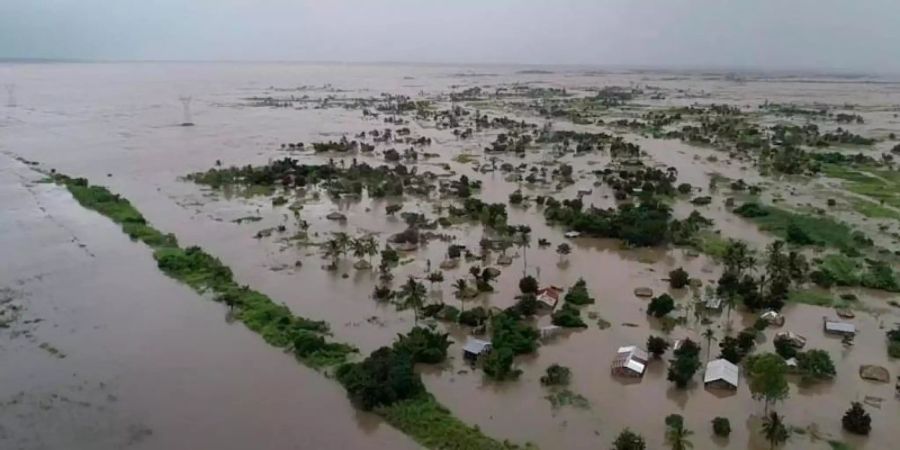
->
(824, 320, 856, 335)
(463, 338, 492, 355)
(704, 358, 740, 387)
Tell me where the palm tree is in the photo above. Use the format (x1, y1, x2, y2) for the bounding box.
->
(453, 279, 468, 312)
(324, 238, 341, 268)
(761, 412, 789, 450)
(360, 235, 378, 264)
(516, 229, 531, 277)
(427, 271, 445, 303)
(469, 265, 482, 283)
(702, 328, 716, 363)
(556, 243, 571, 262)
(332, 232, 351, 261)
(399, 276, 426, 325)
(665, 418, 694, 450)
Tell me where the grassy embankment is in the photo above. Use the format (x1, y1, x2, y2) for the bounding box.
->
(53, 174, 527, 450)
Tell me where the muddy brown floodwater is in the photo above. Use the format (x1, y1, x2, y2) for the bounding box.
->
(2, 62, 900, 450)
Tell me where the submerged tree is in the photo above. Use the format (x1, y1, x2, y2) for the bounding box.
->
(842, 402, 871, 435)
(761, 411, 789, 450)
(453, 278, 469, 312)
(664, 414, 694, 450)
(399, 276, 426, 325)
(556, 242, 571, 262)
(748, 353, 789, 414)
(611, 429, 646, 450)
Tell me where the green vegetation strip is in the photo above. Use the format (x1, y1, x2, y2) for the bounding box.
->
(733, 202, 868, 252)
(52, 174, 526, 449)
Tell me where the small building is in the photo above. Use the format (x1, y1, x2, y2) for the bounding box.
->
(536, 286, 562, 309)
(704, 358, 739, 390)
(564, 231, 581, 238)
(760, 310, 785, 327)
(704, 296, 723, 311)
(539, 325, 563, 341)
(611, 345, 649, 378)
(774, 331, 807, 349)
(462, 338, 492, 360)
(823, 317, 856, 336)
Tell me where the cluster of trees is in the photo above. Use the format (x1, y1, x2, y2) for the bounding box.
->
(543, 197, 674, 247)
(540, 364, 571, 386)
(323, 233, 379, 268)
(668, 339, 701, 388)
(336, 326, 450, 410)
(483, 311, 540, 380)
(647, 294, 676, 318)
(447, 197, 508, 229)
(563, 278, 594, 305)
(716, 240, 807, 313)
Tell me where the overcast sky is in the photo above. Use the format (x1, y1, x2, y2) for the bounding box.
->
(1, 0, 898, 73)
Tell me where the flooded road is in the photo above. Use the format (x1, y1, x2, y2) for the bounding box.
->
(2, 62, 900, 449)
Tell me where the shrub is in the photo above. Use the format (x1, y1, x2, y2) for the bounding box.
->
(551, 303, 587, 328)
(889, 341, 900, 359)
(773, 335, 798, 360)
(458, 306, 488, 327)
(393, 327, 451, 364)
(518, 275, 538, 294)
(482, 347, 520, 380)
(491, 312, 539, 355)
(563, 278, 594, 305)
(669, 267, 690, 289)
(647, 293, 676, 318)
(796, 349, 836, 382)
(611, 429, 646, 450)
(647, 336, 670, 358)
(336, 347, 424, 411)
(540, 364, 572, 386)
(712, 417, 731, 437)
(510, 294, 538, 317)
(842, 402, 871, 435)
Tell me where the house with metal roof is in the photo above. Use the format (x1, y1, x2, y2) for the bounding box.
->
(536, 286, 562, 310)
(704, 358, 739, 390)
(823, 317, 856, 336)
(704, 296, 723, 311)
(462, 338, 492, 360)
(611, 345, 649, 378)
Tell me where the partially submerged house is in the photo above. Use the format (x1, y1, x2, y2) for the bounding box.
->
(539, 325, 563, 341)
(462, 338, 492, 360)
(704, 296, 723, 311)
(704, 358, 740, 390)
(774, 331, 807, 349)
(536, 286, 562, 310)
(760, 310, 785, 327)
(823, 317, 856, 336)
(611, 346, 649, 378)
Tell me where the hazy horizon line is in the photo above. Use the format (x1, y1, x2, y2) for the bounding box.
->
(2, 56, 898, 79)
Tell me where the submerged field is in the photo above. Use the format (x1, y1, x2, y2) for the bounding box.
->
(2, 63, 900, 450)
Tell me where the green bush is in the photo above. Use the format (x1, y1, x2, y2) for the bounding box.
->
(540, 364, 572, 386)
(668, 267, 690, 289)
(712, 417, 731, 437)
(458, 306, 488, 327)
(336, 347, 424, 411)
(393, 327, 452, 364)
(647, 293, 676, 318)
(551, 303, 587, 328)
(563, 278, 594, 305)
